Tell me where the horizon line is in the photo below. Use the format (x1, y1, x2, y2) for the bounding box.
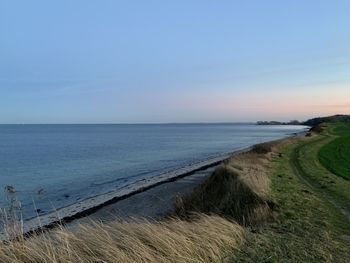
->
(0, 121, 260, 125)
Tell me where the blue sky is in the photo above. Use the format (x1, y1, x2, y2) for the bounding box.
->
(1, 0, 350, 123)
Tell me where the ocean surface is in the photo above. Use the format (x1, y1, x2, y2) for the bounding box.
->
(0, 124, 308, 220)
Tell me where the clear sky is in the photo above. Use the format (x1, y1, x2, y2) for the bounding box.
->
(1, 1, 350, 123)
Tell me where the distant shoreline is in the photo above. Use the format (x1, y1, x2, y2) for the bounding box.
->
(256, 121, 302, 125)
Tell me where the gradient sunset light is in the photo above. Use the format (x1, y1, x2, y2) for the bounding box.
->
(1, 1, 349, 123)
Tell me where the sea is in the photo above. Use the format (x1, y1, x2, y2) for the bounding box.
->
(0, 123, 308, 220)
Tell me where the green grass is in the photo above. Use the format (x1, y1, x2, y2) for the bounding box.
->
(232, 130, 350, 262)
(319, 123, 350, 180)
(295, 135, 350, 213)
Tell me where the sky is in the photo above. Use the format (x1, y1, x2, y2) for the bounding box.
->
(1, 0, 350, 123)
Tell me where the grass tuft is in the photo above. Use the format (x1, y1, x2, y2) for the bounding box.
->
(183, 147, 275, 226)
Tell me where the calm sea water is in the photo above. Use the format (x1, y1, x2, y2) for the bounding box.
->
(0, 124, 307, 219)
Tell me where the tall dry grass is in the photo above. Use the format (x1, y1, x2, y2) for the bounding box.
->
(0, 186, 23, 241)
(0, 141, 281, 262)
(0, 214, 243, 263)
(182, 142, 277, 225)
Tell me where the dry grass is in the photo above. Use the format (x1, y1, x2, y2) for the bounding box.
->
(0, 141, 283, 262)
(234, 133, 350, 261)
(0, 214, 243, 263)
(182, 143, 277, 225)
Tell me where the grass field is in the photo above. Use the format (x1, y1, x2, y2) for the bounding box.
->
(294, 124, 350, 212)
(319, 124, 350, 180)
(232, 124, 350, 262)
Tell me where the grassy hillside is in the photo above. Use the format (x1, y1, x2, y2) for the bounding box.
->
(294, 124, 350, 212)
(182, 143, 275, 226)
(319, 124, 350, 180)
(232, 123, 350, 262)
(302, 114, 350, 126)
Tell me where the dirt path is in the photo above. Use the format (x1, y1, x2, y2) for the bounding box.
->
(289, 138, 350, 223)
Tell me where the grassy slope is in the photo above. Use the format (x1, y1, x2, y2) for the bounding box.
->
(319, 123, 350, 180)
(295, 124, 350, 213)
(182, 148, 274, 226)
(232, 126, 350, 262)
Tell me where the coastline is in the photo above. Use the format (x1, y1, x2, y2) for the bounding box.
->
(67, 164, 219, 229)
(21, 131, 308, 236)
(22, 147, 251, 235)
(1, 119, 347, 261)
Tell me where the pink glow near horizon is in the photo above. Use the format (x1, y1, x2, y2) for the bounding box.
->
(145, 83, 350, 122)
